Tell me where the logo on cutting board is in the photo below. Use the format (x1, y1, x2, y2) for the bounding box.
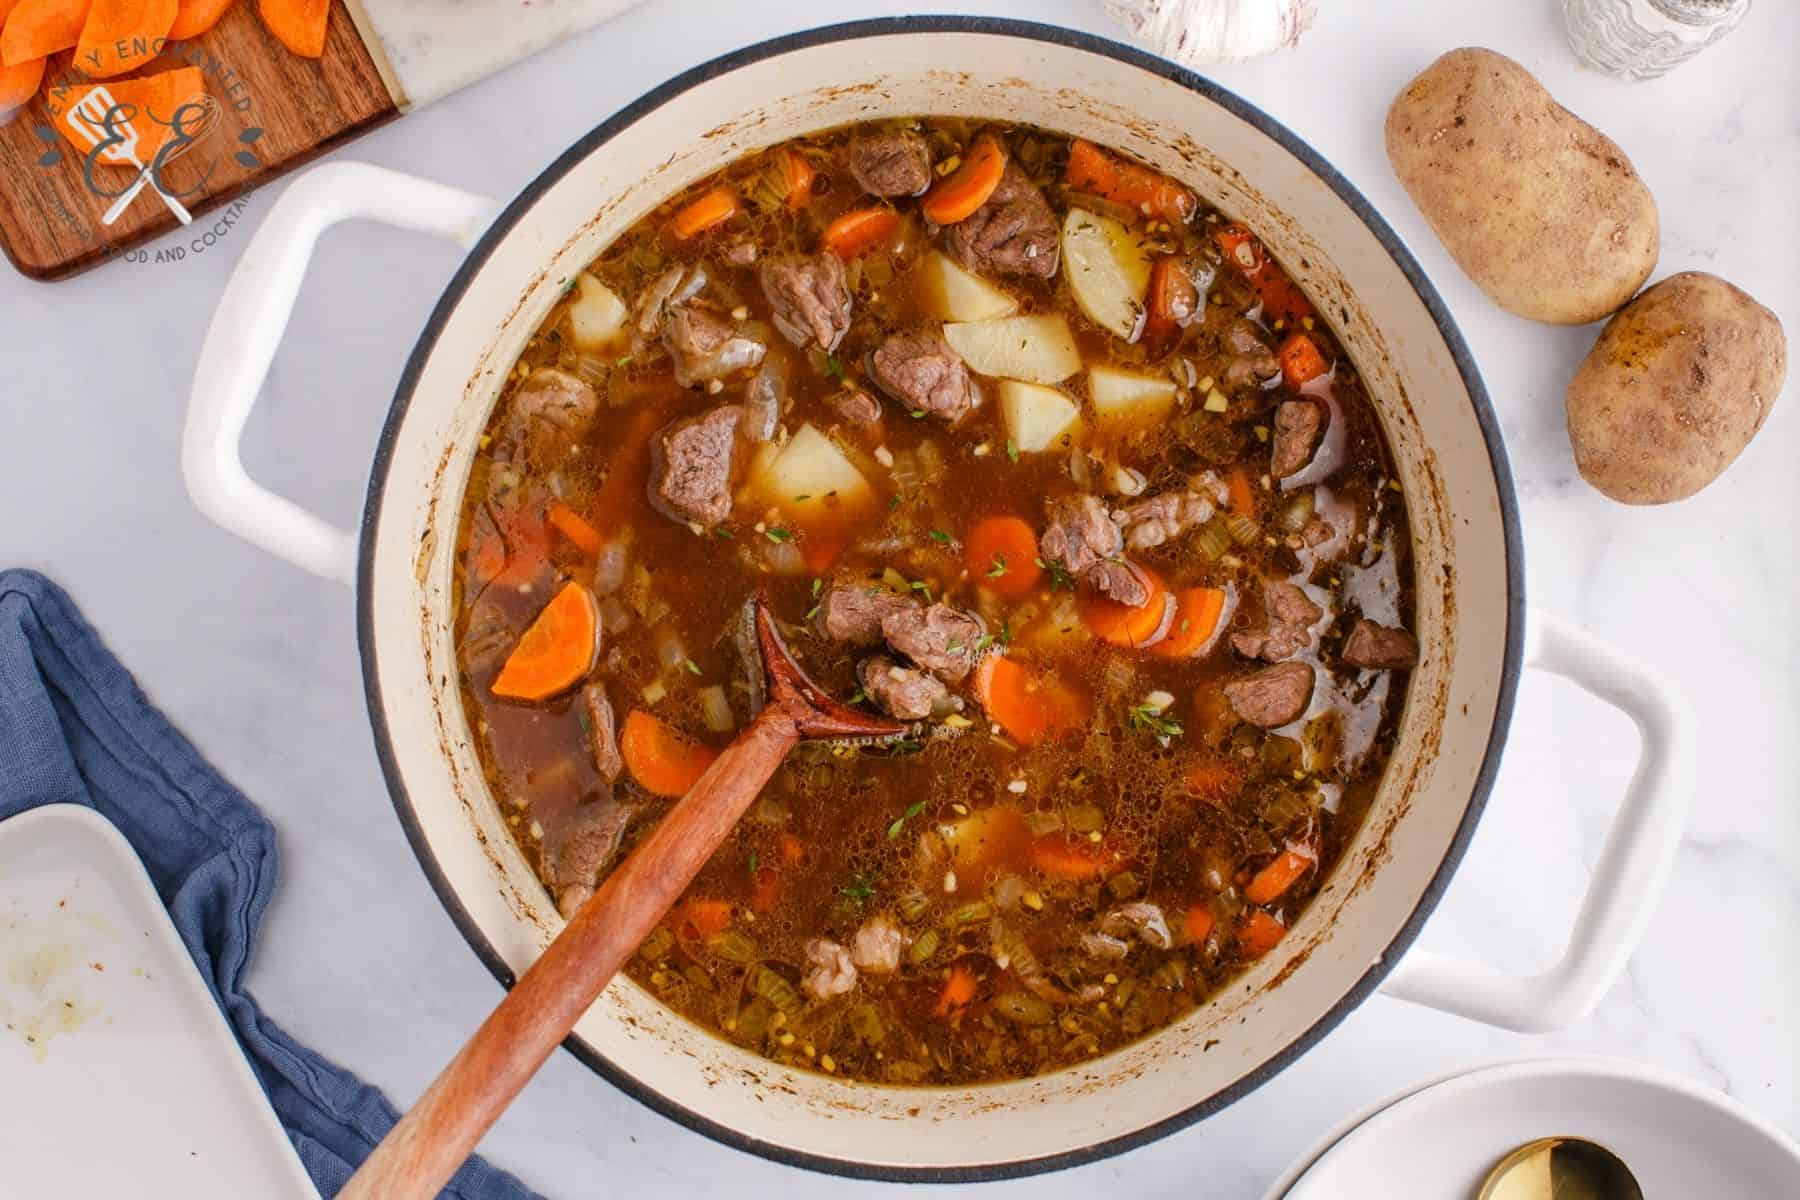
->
(26, 40, 264, 263)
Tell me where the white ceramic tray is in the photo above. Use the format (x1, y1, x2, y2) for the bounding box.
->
(1266, 1057, 1800, 1198)
(0, 804, 320, 1199)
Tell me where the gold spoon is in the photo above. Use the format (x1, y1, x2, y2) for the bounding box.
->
(1478, 1137, 1645, 1200)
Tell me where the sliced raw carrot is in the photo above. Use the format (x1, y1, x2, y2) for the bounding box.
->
(1224, 466, 1257, 516)
(1278, 332, 1328, 389)
(546, 501, 602, 557)
(668, 185, 738, 240)
(1151, 586, 1226, 659)
(620, 709, 718, 797)
(1182, 758, 1242, 805)
(776, 147, 815, 210)
(0, 53, 42, 110)
(1030, 834, 1128, 882)
(1183, 903, 1215, 946)
(167, 0, 232, 39)
(1078, 565, 1174, 649)
(3, 0, 92, 65)
(1237, 908, 1287, 958)
(491, 582, 599, 701)
(822, 205, 899, 260)
(921, 134, 1005, 225)
(964, 515, 1042, 601)
(1214, 222, 1313, 327)
(1065, 138, 1195, 225)
(1144, 256, 1198, 345)
(257, 0, 324, 56)
(676, 897, 733, 941)
(76, 0, 175, 78)
(1244, 846, 1317, 905)
(934, 962, 979, 1017)
(972, 655, 1087, 747)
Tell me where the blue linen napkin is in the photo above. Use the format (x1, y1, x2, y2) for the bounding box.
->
(0, 569, 541, 1200)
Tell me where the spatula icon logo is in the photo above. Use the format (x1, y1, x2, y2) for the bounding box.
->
(60, 87, 223, 226)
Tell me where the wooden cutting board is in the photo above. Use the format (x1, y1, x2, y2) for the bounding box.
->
(0, 1, 398, 280)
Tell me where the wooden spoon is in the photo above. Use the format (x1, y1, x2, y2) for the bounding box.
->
(338, 599, 904, 1200)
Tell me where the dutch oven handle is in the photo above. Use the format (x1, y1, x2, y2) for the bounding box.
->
(1379, 607, 1696, 1033)
(184, 162, 499, 585)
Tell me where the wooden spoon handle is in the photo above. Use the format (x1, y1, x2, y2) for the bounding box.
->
(336, 708, 801, 1200)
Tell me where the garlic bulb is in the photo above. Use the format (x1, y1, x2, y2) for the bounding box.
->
(1104, 0, 1318, 66)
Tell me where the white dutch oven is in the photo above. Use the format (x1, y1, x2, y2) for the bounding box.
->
(182, 19, 1696, 1180)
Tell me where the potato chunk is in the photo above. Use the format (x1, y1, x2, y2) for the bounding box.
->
(1061, 207, 1151, 341)
(916, 251, 1019, 322)
(943, 314, 1081, 384)
(998, 380, 1080, 454)
(566, 272, 629, 352)
(1089, 364, 1177, 429)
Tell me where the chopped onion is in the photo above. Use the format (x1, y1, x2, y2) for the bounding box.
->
(599, 596, 633, 635)
(699, 685, 735, 733)
(652, 623, 687, 673)
(641, 679, 667, 705)
(1068, 446, 1092, 488)
(764, 537, 805, 576)
(624, 563, 654, 619)
(1279, 488, 1317, 533)
(593, 537, 630, 595)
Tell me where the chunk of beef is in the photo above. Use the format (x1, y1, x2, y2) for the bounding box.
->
(803, 938, 857, 1000)
(759, 252, 852, 353)
(1231, 579, 1324, 662)
(664, 303, 766, 388)
(1088, 559, 1152, 609)
(547, 797, 632, 918)
(836, 387, 882, 427)
(1118, 486, 1221, 551)
(1080, 931, 1131, 960)
(630, 263, 707, 354)
(581, 683, 622, 783)
(870, 329, 979, 422)
(1341, 619, 1419, 670)
(881, 602, 983, 682)
(943, 161, 1059, 280)
(816, 576, 919, 646)
(1221, 318, 1279, 391)
(1100, 903, 1173, 950)
(1224, 661, 1316, 729)
(848, 128, 933, 197)
(648, 404, 740, 525)
(1038, 493, 1124, 579)
(510, 368, 599, 462)
(858, 654, 949, 721)
(849, 915, 904, 973)
(1272, 399, 1326, 479)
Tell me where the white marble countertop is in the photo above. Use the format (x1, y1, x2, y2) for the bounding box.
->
(1, 0, 1795, 1195)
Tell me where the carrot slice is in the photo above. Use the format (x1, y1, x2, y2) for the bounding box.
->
(921, 134, 1005, 225)
(776, 147, 815, 210)
(675, 897, 732, 941)
(668, 185, 738, 240)
(1244, 845, 1317, 905)
(964, 515, 1042, 601)
(0, 53, 42, 110)
(822, 205, 899, 260)
(3, 0, 92, 65)
(620, 709, 718, 797)
(257, 0, 324, 55)
(1029, 834, 1128, 882)
(1278, 332, 1328, 389)
(1237, 908, 1287, 958)
(76, 0, 175, 78)
(1144, 256, 1198, 345)
(1065, 138, 1195, 225)
(546, 501, 602, 557)
(1183, 904, 1215, 946)
(1224, 466, 1257, 516)
(1182, 758, 1242, 805)
(491, 581, 599, 702)
(1214, 222, 1314, 327)
(1152, 586, 1226, 659)
(972, 655, 1087, 747)
(1078, 564, 1174, 649)
(934, 962, 978, 1017)
(167, 0, 232, 39)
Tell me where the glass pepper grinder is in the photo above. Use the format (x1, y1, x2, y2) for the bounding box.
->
(1563, 0, 1753, 79)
